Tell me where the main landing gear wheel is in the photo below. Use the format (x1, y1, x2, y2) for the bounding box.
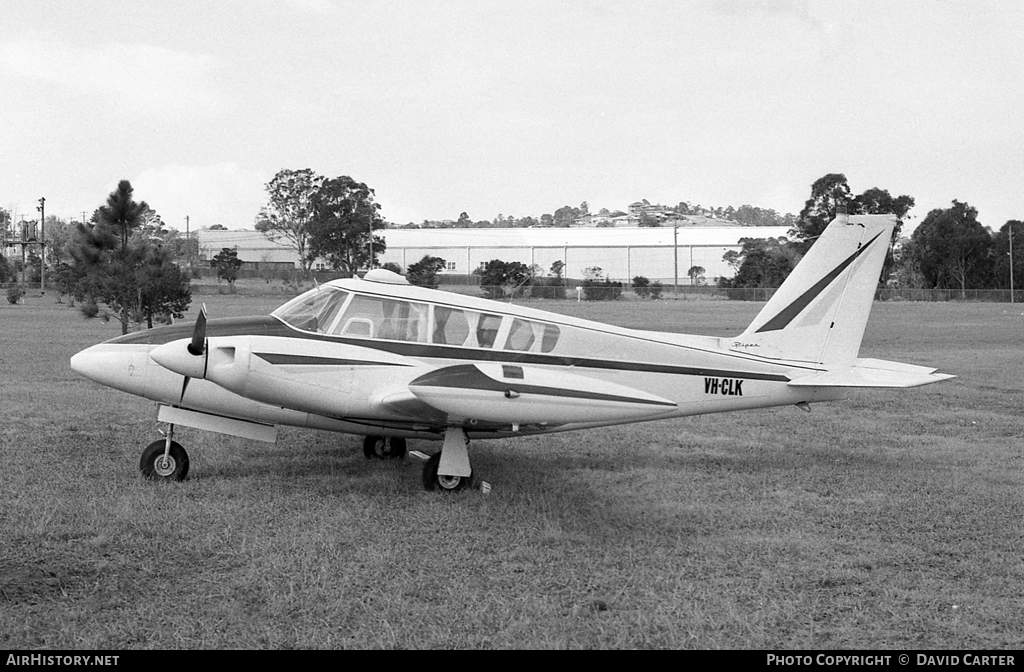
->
(140, 440, 190, 482)
(362, 435, 407, 460)
(422, 452, 472, 492)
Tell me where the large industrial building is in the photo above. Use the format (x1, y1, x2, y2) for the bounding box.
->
(195, 225, 792, 284)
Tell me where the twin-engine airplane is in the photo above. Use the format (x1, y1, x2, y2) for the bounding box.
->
(71, 212, 952, 491)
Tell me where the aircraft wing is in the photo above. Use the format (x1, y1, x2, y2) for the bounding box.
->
(407, 362, 677, 425)
(787, 358, 955, 389)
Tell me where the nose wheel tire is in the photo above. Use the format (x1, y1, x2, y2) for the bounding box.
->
(363, 435, 407, 460)
(422, 452, 471, 492)
(140, 440, 190, 481)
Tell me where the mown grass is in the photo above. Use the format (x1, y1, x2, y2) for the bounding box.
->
(1, 291, 1021, 649)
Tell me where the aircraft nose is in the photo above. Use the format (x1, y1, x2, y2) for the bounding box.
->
(70, 343, 150, 395)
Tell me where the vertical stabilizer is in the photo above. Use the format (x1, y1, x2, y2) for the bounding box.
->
(728, 212, 895, 365)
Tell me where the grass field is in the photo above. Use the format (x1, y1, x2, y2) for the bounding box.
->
(1, 291, 1021, 649)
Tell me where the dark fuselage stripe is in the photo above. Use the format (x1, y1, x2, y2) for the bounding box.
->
(254, 353, 412, 367)
(115, 315, 791, 382)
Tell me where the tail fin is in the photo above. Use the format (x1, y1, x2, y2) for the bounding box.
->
(729, 211, 894, 365)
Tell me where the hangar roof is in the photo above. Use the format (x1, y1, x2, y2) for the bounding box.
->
(195, 226, 793, 252)
(374, 226, 791, 248)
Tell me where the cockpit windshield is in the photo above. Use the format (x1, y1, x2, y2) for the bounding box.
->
(271, 287, 350, 334)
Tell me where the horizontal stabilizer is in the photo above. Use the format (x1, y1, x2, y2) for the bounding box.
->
(788, 358, 955, 389)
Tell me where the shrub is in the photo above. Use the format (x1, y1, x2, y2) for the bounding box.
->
(582, 278, 623, 301)
(633, 275, 650, 299)
(6, 284, 24, 304)
(80, 301, 99, 318)
(530, 276, 566, 299)
(650, 281, 664, 299)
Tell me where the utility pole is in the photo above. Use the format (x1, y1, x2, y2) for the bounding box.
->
(673, 224, 679, 297)
(36, 196, 45, 295)
(186, 215, 191, 272)
(1010, 225, 1015, 304)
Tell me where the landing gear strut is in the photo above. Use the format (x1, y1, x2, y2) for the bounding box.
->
(422, 426, 473, 492)
(362, 435, 407, 459)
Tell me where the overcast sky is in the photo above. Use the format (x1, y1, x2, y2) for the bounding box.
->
(2, 0, 1022, 234)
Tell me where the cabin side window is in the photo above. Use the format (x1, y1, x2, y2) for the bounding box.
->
(430, 306, 503, 348)
(433, 306, 470, 346)
(336, 295, 429, 342)
(504, 318, 560, 352)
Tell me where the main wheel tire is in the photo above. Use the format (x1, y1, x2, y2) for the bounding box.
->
(422, 452, 471, 492)
(140, 440, 190, 482)
(362, 436, 407, 460)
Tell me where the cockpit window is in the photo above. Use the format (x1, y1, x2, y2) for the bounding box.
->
(272, 287, 350, 333)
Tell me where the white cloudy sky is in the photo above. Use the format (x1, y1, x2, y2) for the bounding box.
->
(2, 0, 1022, 232)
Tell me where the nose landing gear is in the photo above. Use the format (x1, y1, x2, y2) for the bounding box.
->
(140, 428, 190, 482)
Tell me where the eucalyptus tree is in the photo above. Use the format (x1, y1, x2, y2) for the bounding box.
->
(255, 168, 323, 274)
(910, 200, 993, 297)
(305, 175, 387, 274)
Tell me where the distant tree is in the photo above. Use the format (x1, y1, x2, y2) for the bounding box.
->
(733, 204, 793, 227)
(475, 259, 532, 299)
(255, 168, 322, 274)
(139, 244, 191, 327)
(850, 187, 916, 284)
(910, 200, 993, 297)
(305, 175, 387, 274)
(581, 267, 622, 300)
(0, 254, 11, 284)
(632, 275, 651, 298)
(530, 259, 567, 299)
(207, 224, 227, 231)
(990, 220, 1024, 291)
(638, 212, 661, 227)
(456, 212, 472, 228)
(69, 180, 190, 334)
(406, 255, 446, 289)
(212, 247, 243, 286)
(52, 261, 85, 305)
(790, 173, 854, 254)
(888, 238, 927, 289)
(553, 205, 579, 228)
(41, 216, 75, 267)
(381, 262, 403, 274)
(687, 265, 706, 286)
(719, 238, 797, 289)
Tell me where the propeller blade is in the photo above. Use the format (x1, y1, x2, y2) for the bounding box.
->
(180, 304, 207, 404)
(187, 305, 207, 356)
